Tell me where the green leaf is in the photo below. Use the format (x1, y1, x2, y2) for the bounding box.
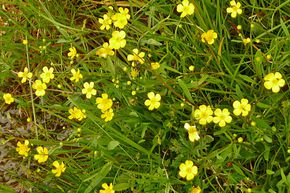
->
(266, 169, 275, 175)
(82, 162, 112, 193)
(108, 140, 120, 150)
(177, 79, 194, 103)
(114, 183, 130, 191)
(235, 84, 243, 99)
(238, 74, 255, 84)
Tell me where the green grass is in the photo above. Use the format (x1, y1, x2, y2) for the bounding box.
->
(0, 0, 289, 192)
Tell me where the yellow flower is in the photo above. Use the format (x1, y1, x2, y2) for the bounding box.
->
(213, 108, 232, 127)
(191, 186, 201, 193)
(130, 68, 139, 79)
(100, 183, 115, 193)
(22, 39, 28, 45)
(70, 68, 83, 82)
(243, 37, 251, 45)
(109, 31, 126, 50)
(52, 161, 66, 177)
(68, 107, 86, 121)
(96, 93, 113, 112)
(34, 146, 49, 163)
(177, 0, 195, 18)
(233, 98, 251, 116)
(32, 80, 47, 97)
(68, 47, 77, 59)
(226, 0, 242, 18)
(16, 140, 30, 157)
(112, 7, 130, 29)
(82, 82, 97, 99)
(99, 14, 112, 30)
(151, 62, 160, 70)
(144, 92, 161, 110)
(184, 123, 200, 142)
(40, 66, 54, 83)
(194, 105, 213, 125)
(179, 160, 198, 181)
(201, 30, 218, 45)
(127, 49, 145, 66)
(264, 72, 285, 93)
(18, 67, 33, 83)
(96, 42, 114, 58)
(3, 93, 14, 104)
(101, 108, 114, 122)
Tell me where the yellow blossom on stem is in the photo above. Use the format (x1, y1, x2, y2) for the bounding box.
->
(32, 80, 47, 97)
(179, 160, 198, 181)
(68, 47, 77, 59)
(34, 146, 49, 163)
(191, 186, 201, 193)
(112, 7, 130, 29)
(3, 93, 15, 104)
(40, 66, 54, 83)
(233, 98, 251, 116)
(130, 68, 139, 79)
(226, 0, 243, 18)
(16, 140, 30, 157)
(100, 183, 115, 193)
(213, 108, 232, 127)
(96, 42, 114, 58)
(243, 38, 251, 45)
(151, 62, 160, 70)
(96, 93, 113, 112)
(177, 0, 195, 18)
(68, 107, 86, 121)
(18, 67, 33, 83)
(99, 14, 112, 30)
(144, 92, 161, 110)
(127, 49, 145, 65)
(22, 39, 28, 45)
(52, 161, 66, 177)
(201, 30, 218, 45)
(264, 72, 285, 93)
(194, 105, 213, 125)
(184, 123, 200, 142)
(101, 108, 114, 122)
(82, 82, 97, 99)
(109, 31, 126, 50)
(70, 68, 83, 82)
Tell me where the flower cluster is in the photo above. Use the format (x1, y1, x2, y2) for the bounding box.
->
(68, 107, 86, 121)
(96, 93, 114, 122)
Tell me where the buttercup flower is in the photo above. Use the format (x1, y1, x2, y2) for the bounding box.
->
(201, 30, 217, 45)
(264, 72, 285, 93)
(213, 108, 232, 127)
(22, 39, 28, 45)
(34, 146, 49, 163)
(243, 37, 251, 45)
(68, 107, 86, 121)
(52, 161, 66, 177)
(96, 42, 114, 58)
(32, 80, 47, 97)
(112, 7, 130, 29)
(226, 0, 242, 18)
(70, 68, 83, 82)
(18, 67, 33, 83)
(82, 82, 97, 99)
(3, 93, 14, 104)
(184, 123, 200, 142)
(109, 31, 126, 50)
(101, 108, 114, 122)
(96, 93, 113, 112)
(130, 68, 139, 79)
(151, 62, 160, 70)
(127, 48, 145, 66)
(194, 105, 213, 125)
(177, 0, 195, 18)
(68, 47, 78, 59)
(144, 92, 161, 110)
(40, 66, 54, 83)
(179, 160, 198, 181)
(191, 186, 201, 193)
(16, 140, 30, 157)
(100, 183, 115, 193)
(233, 98, 251, 116)
(99, 14, 112, 30)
